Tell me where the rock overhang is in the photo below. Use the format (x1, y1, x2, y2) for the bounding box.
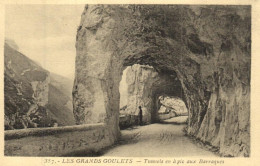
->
(74, 4, 251, 156)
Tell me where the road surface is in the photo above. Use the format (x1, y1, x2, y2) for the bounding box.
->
(103, 116, 217, 157)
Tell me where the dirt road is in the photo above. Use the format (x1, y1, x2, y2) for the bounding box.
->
(103, 116, 217, 157)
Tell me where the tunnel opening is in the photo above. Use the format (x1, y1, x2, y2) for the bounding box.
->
(118, 64, 188, 130)
(156, 95, 188, 124)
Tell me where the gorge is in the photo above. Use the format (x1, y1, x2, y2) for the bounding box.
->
(4, 39, 75, 129)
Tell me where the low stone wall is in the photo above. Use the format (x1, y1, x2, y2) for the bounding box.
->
(119, 115, 139, 129)
(158, 112, 177, 121)
(5, 123, 114, 156)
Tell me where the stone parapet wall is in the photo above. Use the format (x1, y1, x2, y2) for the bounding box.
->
(119, 114, 139, 129)
(5, 123, 114, 156)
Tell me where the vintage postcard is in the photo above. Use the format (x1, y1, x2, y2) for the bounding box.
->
(0, 0, 259, 166)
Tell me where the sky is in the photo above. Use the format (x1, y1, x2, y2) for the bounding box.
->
(5, 4, 129, 106)
(5, 4, 85, 79)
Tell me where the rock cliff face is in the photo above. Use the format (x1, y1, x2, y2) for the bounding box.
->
(74, 5, 250, 156)
(124, 65, 158, 123)
(4, 41, 75, 129)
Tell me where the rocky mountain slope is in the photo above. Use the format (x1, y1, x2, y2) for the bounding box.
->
(4, 40, 75, 130)
(47, 74, 75, 126)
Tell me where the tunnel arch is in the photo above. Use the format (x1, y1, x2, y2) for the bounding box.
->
(118, 64, 186, 125)
(73, 5, 251, 156)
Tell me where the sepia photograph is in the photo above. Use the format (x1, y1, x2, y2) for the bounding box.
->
(1, 2, 256, 165)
